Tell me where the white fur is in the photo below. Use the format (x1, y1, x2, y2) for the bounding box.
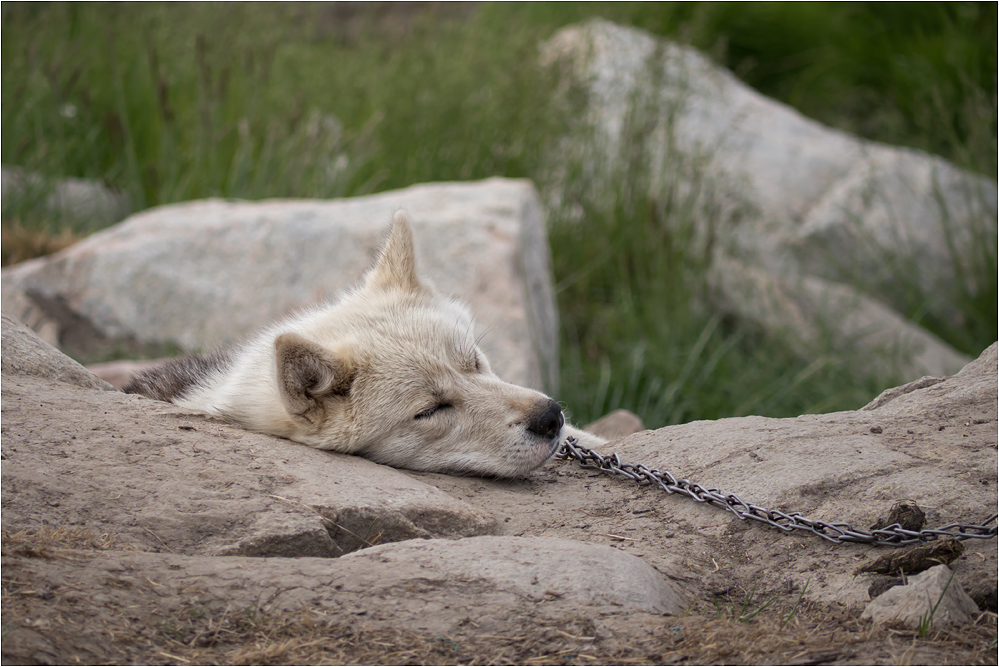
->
(168, 211, 604, 477)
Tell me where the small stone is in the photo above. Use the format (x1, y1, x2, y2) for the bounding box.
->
(584, 409, 644, 441)
(1, 165, 131, 230)
(862, 565, 979, 630)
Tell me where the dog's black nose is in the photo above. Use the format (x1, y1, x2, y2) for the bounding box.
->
(528, 400, 565, 440)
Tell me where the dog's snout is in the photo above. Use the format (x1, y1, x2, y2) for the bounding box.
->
(528, 399, 564, 441)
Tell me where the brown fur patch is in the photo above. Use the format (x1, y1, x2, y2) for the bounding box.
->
(122, 350, 233, 402)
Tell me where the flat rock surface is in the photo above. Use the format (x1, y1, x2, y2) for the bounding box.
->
(564, 343, 998, 607)
(1, 374, 497, 559)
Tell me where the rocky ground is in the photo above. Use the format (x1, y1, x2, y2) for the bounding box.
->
(3, 14, 996, 665)
(4, 531, 995, 666)
(2, 313, 997, 665)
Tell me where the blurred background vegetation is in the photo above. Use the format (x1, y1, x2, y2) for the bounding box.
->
(2, 2, 996, 427)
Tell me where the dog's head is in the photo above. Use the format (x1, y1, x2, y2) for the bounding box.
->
(273, 212, 565, 477)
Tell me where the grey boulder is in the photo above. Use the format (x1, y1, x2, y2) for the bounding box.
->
(542, 20, 993, 380)
(1, 178, 558, 392)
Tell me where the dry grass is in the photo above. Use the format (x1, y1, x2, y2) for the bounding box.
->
(7, 593, 982, 666)
(122, 603, 999, 665)
(1, 526, 123, 556)
(3, 582, 996, 664)
(1, 219, 81, 266)
(3, 529, 995, 665)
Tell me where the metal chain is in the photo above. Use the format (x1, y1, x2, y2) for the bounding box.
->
(556, 436, 999, 547)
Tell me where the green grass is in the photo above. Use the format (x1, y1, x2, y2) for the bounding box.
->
(548, 101, 892, 424)
(2, 2, 995, 428)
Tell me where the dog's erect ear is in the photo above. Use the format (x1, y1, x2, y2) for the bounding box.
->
(364, 210, 423, 293)
(275, 333, 354, 426)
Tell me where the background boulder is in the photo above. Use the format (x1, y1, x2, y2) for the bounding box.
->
(1, 178, 559, 392)
(543, 20, 994, 380)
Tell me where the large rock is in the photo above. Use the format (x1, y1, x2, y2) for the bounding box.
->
(1, 178, 558, 392)
(1, 312, 113, 391)
(543, 20, 993, 379)
(3, 537, 681, 665)
(709, 257, 971, 380)
(581, 342, 997, 607)
(1, 316, 686, 665)
(1, 316, 995, 664)
(1, 377, 497, 558)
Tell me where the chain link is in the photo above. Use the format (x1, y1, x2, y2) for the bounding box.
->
(556, 437, 998, 547)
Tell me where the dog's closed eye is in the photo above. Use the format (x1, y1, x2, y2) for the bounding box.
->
(415, 403, 453, 420)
